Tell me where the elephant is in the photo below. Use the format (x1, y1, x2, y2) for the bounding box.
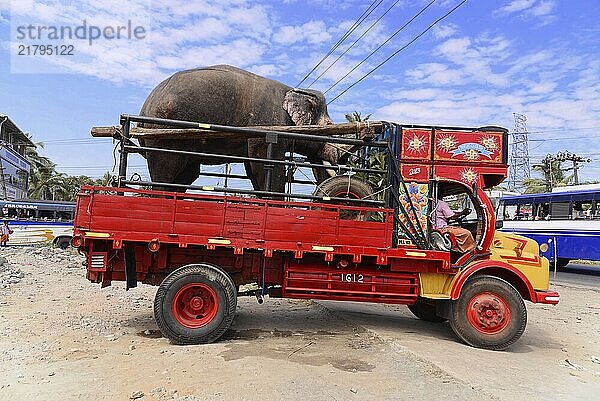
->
(138, 64, 342, 193)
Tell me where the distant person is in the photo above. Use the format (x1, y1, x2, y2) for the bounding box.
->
(432, 197, 475, 253)
(1, 220, 13, 246)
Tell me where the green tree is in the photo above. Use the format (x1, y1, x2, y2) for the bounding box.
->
(28, 165, 67, 200)
(345, 111, 371, 123)
(94, 171, 115, 187)
(523, 158, 570, 193)
(62, 175, 95, 201)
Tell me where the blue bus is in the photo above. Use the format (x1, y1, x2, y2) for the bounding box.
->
(1, 199, 75, 248)
(497, 187, 600, 268)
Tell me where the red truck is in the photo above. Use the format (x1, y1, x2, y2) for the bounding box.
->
(73, 115, 558, 350)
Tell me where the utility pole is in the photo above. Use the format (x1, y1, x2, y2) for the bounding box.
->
(552, 151, 591, 185)
(508, 113, 531, 191)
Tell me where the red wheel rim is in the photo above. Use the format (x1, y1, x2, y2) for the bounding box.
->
(172, 283, 219, 328)
(332, 190, 360, 199)
(466, 292, 511, 335)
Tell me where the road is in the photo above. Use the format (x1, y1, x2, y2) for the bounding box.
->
(1, 247, 599, 401)
(321, 265, 600, 401)
(554, 263, 600, 287)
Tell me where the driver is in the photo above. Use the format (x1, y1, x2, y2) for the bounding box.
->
(432, 197, 475, 252)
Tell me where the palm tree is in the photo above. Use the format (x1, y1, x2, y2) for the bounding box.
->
(345, 111, 371, 123)
(523, 158, 570, 193)
(28, 165, 67, 200)
(61, 175, 95, 201)
(95, 171, 115, 187)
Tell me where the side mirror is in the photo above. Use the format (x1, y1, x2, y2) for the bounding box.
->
(495, 220, 504, 229)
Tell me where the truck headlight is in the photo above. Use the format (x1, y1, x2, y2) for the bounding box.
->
(539, 243, 549, 253)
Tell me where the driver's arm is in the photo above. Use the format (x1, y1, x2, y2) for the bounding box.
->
(448, 208, 470, 221)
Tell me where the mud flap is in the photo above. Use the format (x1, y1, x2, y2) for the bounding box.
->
(124, 247, 137, 290)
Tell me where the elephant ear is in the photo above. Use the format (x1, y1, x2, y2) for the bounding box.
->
(283, 89, 320, 125)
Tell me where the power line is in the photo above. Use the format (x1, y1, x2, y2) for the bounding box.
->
(323, 0, 439, 96)
(327, 0, 466, 104)
(296, 0, 384, 87)
(515, 126, 600, 135)
(307, 0, 403, 88)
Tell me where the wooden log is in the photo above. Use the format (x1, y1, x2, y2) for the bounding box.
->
(90, 122, 383, 140)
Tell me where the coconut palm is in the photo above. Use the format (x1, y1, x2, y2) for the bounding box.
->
(95, 171, 115, 187)
(345, 111, 371, 123)
(523, 158, 570, 193)
(28, 164, 67, 200)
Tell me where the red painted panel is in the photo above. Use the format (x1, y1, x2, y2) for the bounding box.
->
(283, 262, 419, 304)
(400, 163, 431, 182)
(433, 130, 504, 164)
(400, 129, 432, 162)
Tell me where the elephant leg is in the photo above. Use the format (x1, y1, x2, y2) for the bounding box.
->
(246, 138, 286, 194)
(174, 160, 200, 188)
(147, 153, 192, 192)
(311, 160, 336, 185)
(244, 161, 261, 192)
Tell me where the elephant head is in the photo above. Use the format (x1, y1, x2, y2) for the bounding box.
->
(283, 88, 333, 126)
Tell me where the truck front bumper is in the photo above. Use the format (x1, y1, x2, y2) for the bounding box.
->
(533, 290, 560, 305)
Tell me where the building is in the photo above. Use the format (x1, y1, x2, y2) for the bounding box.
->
(0, 115, 34, 200)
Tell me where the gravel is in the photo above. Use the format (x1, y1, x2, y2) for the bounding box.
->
(0, 245, 85, 289)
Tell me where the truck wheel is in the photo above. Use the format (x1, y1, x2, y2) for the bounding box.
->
(314, 176, 374, 220)
(314, 175, 374, 200)
(154, 263, 237, 345)
(449, 275, 526, 351)
(407, 298, 447, 323)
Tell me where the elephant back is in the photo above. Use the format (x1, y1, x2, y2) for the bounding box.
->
(140, 65, 294, 127)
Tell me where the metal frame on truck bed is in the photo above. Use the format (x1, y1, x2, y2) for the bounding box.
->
(74, 114, 559, 350)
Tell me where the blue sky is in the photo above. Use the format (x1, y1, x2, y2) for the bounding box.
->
(0, 0, 599, 183)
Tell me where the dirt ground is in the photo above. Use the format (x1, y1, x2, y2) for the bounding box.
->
(0, 246, 598, 401)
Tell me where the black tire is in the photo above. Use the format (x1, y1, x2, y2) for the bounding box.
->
(154, 263, 237, 345)
(556, 258, 570, 269)
(314, 176, 374, 200)
(314, 176, 375, 220)
(54, 237, 72, 250)
(449, 275, 527, 351)
(408, 298, 447, 323)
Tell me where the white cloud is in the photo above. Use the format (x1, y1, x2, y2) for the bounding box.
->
(1, 0, 277, 86)
(496, 0, 556, 25)
(248, 63, 280, 77)
(498, 0, 537, 13)
(274, 21, 331, 45)
(375, 50, 599, 135)
(432, 23, 458, 39)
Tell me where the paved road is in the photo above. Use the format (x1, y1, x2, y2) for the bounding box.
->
(552, 263, 600, 287)
(320, 265, 600, 401)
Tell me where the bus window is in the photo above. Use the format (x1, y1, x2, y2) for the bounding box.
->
(504, 204, 517, 220)
(594, 200, 600, 219)
(533, 202, 550, 220)
(516, 203, 533, 220)
(57, 211, 73, 221)
(38, 209, 56, 220)
(550, 201, 570, 219)
(572, 201, 592, 219)
(496, 200, 504, 222)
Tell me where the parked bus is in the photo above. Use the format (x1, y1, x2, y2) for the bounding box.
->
(0, 199, 75, 248)
(497, 188, 600, 268)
